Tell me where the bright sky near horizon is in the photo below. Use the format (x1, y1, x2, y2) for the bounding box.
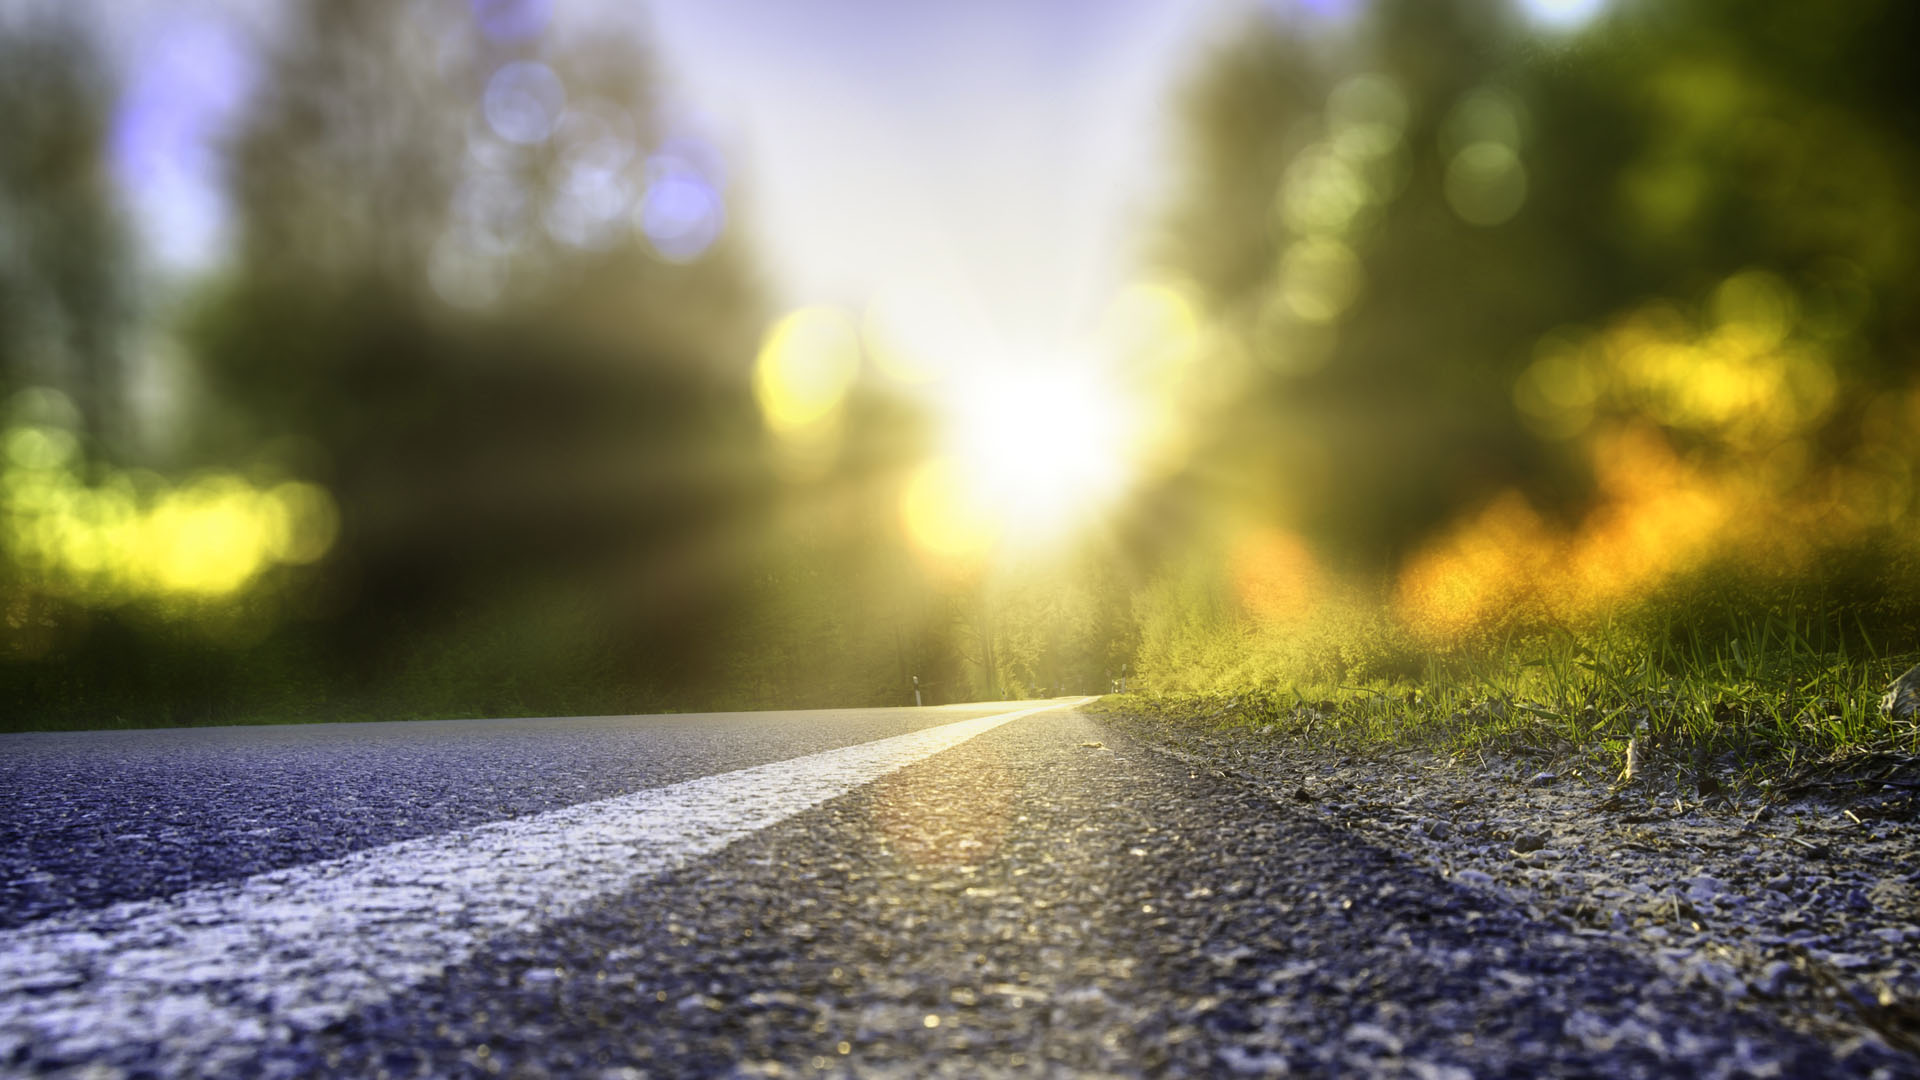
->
(640, 0, 1240, 343)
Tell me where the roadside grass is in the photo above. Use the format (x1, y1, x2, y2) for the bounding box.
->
(1095, 604, 1920, 795)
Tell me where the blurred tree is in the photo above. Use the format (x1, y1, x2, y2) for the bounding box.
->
(711, 381, 988, 709)
(187, 0, 772, 714)
(1156, 0, 1920, 568)
(991, 548, 1137, 697)
(1134, 0, 1920, 681)
(0, 18, 131, 450)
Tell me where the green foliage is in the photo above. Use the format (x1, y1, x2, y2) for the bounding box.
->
(0, 18, 131, 449)
(1153, 0, 1920, 560)
(1123, 0, 1920, 737)
(179, 0, 787, 721)
(10, 0, 1920, 730)
(1111, 574, 1919, 780)
(992, 556, 1128, 698)
(0, 0, 780, 728)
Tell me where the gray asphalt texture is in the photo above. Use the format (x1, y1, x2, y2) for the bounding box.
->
(191, 708, 1896, 1079)
(0, 706, 1012, 930)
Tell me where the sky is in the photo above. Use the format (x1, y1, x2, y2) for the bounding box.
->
(637, 0, 1239, 344)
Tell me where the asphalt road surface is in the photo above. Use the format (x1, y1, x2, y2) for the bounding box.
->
(0, 701, 1892, 1078)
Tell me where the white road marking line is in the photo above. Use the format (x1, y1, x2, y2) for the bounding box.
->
(0, 698, 1090, 1074)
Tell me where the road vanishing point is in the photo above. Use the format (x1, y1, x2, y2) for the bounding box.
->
(0, 700, 1877, 1077)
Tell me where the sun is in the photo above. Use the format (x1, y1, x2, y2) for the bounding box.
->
(903, 358, 1138, 558)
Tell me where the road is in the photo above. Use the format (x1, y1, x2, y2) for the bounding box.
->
(0, 701, 1883, 1077)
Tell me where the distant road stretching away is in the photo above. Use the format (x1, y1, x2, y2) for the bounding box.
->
(0, 701, 1866, 1077)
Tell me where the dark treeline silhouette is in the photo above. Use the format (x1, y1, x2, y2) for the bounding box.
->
(0, 18, 133, 453)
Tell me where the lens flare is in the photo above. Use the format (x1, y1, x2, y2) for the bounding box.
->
(1102, 281, 1201, 378)
(483, 61, 565, 145)
(1396, 428, 1738, 643)
(1520, 0, 1607, 31)
(0, 390, 340, 605)
(1232, 527, 1324, 626)
(1277, 238, 1364, 323)
(638, 154, 724, 263)
(900, 457, 998, 566)
(1397, 264, 1919, 644)
(752, 308, 861, 435)
(1445, 141, 1528, 226)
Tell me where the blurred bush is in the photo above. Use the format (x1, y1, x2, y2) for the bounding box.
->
(181, 0, 778, 719)
(0, 0, 787, 725)
(1131, 0, 1920, 689)
(0, 19, 131, 447)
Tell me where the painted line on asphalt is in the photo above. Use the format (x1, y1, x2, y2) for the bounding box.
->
(0, 698, 1092, 1074)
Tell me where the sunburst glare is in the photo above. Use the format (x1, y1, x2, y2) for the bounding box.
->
(932, 356, 1139, 553)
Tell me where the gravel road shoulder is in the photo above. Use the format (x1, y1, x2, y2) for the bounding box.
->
(1098, 704, 1920, 1072)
